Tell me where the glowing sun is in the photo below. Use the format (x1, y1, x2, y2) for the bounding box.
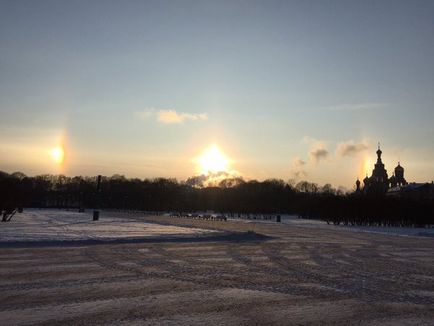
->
(50, 146, 65, 164)
(197, 144, 230, 174)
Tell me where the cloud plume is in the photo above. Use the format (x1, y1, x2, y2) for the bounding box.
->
(303, 136, 329, 164)
(310, 148, 329, 163)
(136, 108, 208, 124)
(185, 171, 242, 188)
(336, 140, 369, 157)
(291, 157, 307, 178)
(157, 110, 208, 124)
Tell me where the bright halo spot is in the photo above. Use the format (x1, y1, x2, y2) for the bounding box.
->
(359, 157, 371, 180)
(197, 144, 229, 174)
(50, 146, 65, 164)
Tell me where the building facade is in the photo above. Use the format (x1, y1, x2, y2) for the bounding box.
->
(356, 145, 407, 195)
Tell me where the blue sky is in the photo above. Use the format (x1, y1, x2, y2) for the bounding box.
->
(1, 0, 433, 187)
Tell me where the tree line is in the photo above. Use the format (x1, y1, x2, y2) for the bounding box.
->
(1, 171, 433, 227)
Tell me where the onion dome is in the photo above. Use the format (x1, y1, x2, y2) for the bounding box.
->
(355, 178, 361, 191)
(376, 143, 383, 161)
(376, 148, 382, 157)
(363, 175, 370, 185)
(395, 162, 404, 172)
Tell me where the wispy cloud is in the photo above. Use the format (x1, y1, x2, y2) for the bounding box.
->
(136, 108, 208, 124)
(136, 110, 154, 120)
(325, 102, 388, 111)
(336, 140, 370, 157)
(158, 110, 208, 124)
(291, 157, 307, 178)
(292, 157, 306, 168)
(310, 148, 329, 163)
(303, 136, 329, 164)
(185, 171, 241, 188)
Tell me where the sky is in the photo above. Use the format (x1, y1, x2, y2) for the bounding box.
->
(1, 0, 433, 188)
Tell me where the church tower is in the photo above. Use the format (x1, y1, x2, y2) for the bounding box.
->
(362, 143, 389, 194)
(355, 143, 405, 195)
(371, 143, 388, 185)
(394, 162, 407, 186)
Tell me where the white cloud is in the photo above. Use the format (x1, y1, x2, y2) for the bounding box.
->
(157, 110, 208, 124)
(136, 108, 208, 124)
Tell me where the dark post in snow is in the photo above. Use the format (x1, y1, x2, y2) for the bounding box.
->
(93, 175, 101, 221)
(78, 191, 84, 212)
(78, 180, 85, 212)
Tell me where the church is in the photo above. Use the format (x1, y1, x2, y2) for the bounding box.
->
(355, 145, 407, 195)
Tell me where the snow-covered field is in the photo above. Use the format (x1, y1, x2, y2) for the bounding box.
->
(1, 209, 433, 244)
(282, 215, 434, 238)
(232, 214, 434, 238)
(1, 210, 434, 325)
(0, 209, 214, 242)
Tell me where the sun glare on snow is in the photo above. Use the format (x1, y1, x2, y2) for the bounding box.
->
(50, 146, 65, 164)
(197, 144, 230, 174)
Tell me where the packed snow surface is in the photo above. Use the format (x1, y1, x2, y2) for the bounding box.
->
(229, 214, 434, 238)
(1, 210, 434, 325)
(0, 209, 214, 242)
(1, 210, 433, 243)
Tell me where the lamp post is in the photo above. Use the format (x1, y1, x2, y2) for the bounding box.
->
(93, 175, 101, 221)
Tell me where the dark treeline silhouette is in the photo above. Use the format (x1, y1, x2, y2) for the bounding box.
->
(1, 171, 433, 227)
